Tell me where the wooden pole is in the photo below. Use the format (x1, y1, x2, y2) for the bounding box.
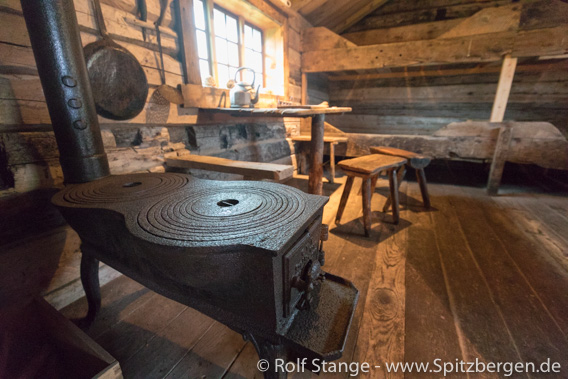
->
(308, 114, 325, 195)
(301, 72, 307, 105)
(487, 123, 513, 195)
(490, 54, 517, 122)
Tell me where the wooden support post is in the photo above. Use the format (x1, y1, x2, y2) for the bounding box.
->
(490, 54, 518, 122)
(308, 114, 325, 195)
(487, 123, 514, 195)
(301, 72, 307, 105)
(177, 0, 202, 85)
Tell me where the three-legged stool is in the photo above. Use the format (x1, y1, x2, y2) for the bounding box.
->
(336, 154, 406, 236)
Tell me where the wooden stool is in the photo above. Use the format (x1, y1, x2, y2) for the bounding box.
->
(370, 146, 431, 210)
(336, 154, 407, 236)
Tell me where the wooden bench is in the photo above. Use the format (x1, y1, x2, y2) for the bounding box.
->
(292, 135, 348, 184)
(336, 154, 407, 236)
(370, 146, 431, 210)
(166, 155, 294, 182)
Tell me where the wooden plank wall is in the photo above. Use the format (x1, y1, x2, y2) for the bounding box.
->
(324, 0, 568, 137)
(0, 0, 311, 194)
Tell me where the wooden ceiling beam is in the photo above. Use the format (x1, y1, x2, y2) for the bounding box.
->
(302, 26, 568, 73)
(327, 61, 568, 81)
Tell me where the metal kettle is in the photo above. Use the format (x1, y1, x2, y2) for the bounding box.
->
(229, 67, 260, 108)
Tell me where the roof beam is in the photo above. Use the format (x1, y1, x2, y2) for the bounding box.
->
(302, 26, 568, 73)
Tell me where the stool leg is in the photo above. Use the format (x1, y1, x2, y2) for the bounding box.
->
(388, 168, 400, 225)
(416, 168, 431, 209)
(361, 177, 372, 237)
(336, 176, 354, 224)
(370, 174, 379, 194)
(383, 164, 406, 212)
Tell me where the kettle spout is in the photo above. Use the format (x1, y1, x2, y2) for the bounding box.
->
(250, 84, 261, 106)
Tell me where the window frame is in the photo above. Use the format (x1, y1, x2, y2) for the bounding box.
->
(194, 1, 266, 89)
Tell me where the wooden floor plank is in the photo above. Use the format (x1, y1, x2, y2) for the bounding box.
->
(60, 274, 152, 339)
(350, 180, 408, 378)
(446, 185, 568, 370)
(94, 293, 187, 363)
(122, 307, 216, 378)
(164, 322, 247, 378)
(404, 182, 464, 377)
(469, 190, 568, 336)
(454, 187, 568, 362)
(429, 185, 523, 372)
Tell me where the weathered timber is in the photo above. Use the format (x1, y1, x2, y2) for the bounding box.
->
(490, 55, 517, 122)
(342, 19, 464, 46)
(302, 27, 568, 72)
(176, 0, 201, 85)
(437, 4, 521, 39)
(166, 154, 294, 181)
(343, 121, 568, 171)
(487, 123, 513, 195)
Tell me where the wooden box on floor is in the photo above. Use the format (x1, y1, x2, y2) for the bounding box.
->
(0, 297, 122, 379)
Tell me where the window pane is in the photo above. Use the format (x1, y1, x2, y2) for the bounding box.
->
(229, 66, 238, 83)
(193, 0, 206, 30)
(214, 9, 226, 38)
(228, 42, 239, 67)
(196, 30, 208, 59)
(199, 59, 210, 81)
(217, 64, 229, 88)
(244, 25, 252, 48)
(252, 51, 262, 74)
(252, 29, 262, 51)
(226, 16, 238, 43)
(216, 37, 228, 65)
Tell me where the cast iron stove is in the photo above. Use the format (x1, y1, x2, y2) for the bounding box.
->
(52, 173, 358, 376)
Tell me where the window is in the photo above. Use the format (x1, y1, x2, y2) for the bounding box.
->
(193, 1, 264, 89)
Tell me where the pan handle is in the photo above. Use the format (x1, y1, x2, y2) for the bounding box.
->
(91, 0, 108, 38)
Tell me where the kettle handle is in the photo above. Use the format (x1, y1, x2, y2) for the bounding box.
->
(234, 67, 255, 87)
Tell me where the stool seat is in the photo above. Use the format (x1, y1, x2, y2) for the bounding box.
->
(336, 154, 406, 236)
(338, 154, 407, 176)
(370, 146, 432, 209)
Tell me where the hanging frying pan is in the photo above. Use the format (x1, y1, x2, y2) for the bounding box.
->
(154, 0, 184, 104)
(84, 0, 148, 120)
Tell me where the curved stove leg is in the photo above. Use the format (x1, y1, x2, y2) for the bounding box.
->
(246, 333, 289, 379)
(80, 250, 101, 325)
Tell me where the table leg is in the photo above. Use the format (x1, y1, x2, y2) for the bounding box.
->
(361, 177, 372, 237)
(308, 114, 325, 195)
(329, 142, 336, 184)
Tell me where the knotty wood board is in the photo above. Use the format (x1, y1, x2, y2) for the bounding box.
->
(404, 183, 464, 374)
(166, 154, 294, 181)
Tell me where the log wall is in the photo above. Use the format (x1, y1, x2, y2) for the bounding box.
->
(324, 0, 568, 137)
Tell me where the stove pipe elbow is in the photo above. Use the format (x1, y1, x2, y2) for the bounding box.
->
(21, 0, 110, 183)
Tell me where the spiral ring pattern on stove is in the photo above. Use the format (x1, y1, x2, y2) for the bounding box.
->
(137, 184, 307, 242)
(63, 173, 191, 204)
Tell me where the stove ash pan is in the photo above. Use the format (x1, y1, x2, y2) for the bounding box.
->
(52, 173, 359, 374)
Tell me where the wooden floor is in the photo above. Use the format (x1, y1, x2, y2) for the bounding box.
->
(61, 168, 568, 378)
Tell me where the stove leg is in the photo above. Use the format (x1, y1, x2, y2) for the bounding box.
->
(80, 251, 101, 325)
(246, 334, 289, 379)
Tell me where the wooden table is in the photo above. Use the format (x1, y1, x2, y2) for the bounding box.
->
(291, 135, 348, 184)
(199, 107, 351, 195)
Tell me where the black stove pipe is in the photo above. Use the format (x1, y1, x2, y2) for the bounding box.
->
(21, 0, 110, 183)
